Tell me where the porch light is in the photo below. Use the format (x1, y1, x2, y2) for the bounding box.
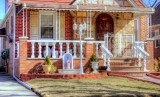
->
(73, 22, 87, 74)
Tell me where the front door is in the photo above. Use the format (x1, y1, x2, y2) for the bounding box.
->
(96, 13, 114, 40)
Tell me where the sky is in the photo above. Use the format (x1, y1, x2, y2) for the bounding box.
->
(0, 0, 5, 20)
(0, 0, 160, 19)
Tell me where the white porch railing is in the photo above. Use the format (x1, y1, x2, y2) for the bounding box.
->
(27, 40, 86, 59)
(15, 41, 19, 59)
(133, 41, 150, 71)
(101, 45, 113, 71)
(94, 41, 105, 58)
(104, 33, 134, 57)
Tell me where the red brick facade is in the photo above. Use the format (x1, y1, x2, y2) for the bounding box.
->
(2, 0, 155, 77)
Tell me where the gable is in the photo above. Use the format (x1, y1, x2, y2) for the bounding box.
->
(72, 0, 133, 7)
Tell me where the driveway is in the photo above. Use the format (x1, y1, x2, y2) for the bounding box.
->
(0, 72, 38, 97)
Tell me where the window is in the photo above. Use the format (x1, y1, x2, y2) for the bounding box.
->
(40, 14, 54, 39)
(155, 40, 160, 48)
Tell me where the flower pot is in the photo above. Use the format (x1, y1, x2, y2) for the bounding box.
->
(42, 65, 51, 74)
(91, 62, 99, 73)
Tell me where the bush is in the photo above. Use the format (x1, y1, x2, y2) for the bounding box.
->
(43, 55, 58, 73)
(43, 55, 52, 66)
(154, 58, 160, 72)
(86, 53, 98, 73)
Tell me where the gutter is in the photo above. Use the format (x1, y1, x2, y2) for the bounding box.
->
(12, 3, 32, 90)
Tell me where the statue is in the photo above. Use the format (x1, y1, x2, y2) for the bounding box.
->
(66, 56, 71, 69)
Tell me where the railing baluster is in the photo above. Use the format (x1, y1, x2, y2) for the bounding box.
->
(143, 56, 147, 71)
(38, 42, 42, 58)
(52, 42, 56, 58)
(66, 42, 70, 53)
(45, 42, 49, 57)
(81, 42, 84, 58)
(73, 42, 77, 58)
(59, 42, 63, 58)
(31, 42, 35, 58)
(101, 43, 104, 58)
(96, 43, 99, 58)
(17, 42, 19, 58)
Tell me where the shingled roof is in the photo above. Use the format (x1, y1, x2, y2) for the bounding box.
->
(9, 0, 147, 8)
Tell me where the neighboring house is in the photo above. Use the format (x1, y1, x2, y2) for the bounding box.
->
(0, 0, 155, 78)
(150, 2, 160, 58)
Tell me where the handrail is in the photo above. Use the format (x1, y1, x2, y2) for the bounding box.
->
(136, 46, 149, 56)
(101, 45, 113, 57)
(27, 40, 86, 43)
(134, 42, 149, 71)
(101, 45, 113, 71)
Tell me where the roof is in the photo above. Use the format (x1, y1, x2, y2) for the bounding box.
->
(22, 3, 154, 14)
(10, 0, 147, 8)
(134, 0, 146, 8)
(13, 0, 74, 5)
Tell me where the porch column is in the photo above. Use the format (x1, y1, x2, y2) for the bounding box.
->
(19, 37, 28, 77)
(145, 39, 155, 71)
(84, 40, 94, 67)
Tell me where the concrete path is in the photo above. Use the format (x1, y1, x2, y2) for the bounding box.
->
(0, 72, 38, 97)
(135, 75, 160, 85)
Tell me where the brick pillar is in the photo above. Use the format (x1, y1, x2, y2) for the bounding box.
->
(18, 37, 28, 77)
(84, 41, 94, 66)
(145, 39, 154, 72)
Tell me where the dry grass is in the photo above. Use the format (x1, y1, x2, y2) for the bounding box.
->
(27, 76, 160, 97)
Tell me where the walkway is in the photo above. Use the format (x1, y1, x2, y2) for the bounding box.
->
(0, 72, 38, 97)
(135, 75, 160, 85)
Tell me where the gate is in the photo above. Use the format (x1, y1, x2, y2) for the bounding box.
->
(104, 33, 134, 57)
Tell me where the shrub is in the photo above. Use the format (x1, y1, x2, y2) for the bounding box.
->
(43, 55, 52, 66)
(86, 53, 98, 72)
(154, 58, 160, 72)
(43, 55, 58, 73)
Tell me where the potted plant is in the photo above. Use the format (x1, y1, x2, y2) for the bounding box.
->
(42, 55, 52, 74)
(86, 53, 99, 73)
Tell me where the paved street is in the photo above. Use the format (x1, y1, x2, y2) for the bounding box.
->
(0, 72, 38, 97)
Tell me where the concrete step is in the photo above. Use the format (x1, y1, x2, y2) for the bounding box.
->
(108, 71, 148, 77)
(110, 66, 141, 71)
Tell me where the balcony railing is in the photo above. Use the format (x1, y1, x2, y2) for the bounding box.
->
(27, 40, 86, 59)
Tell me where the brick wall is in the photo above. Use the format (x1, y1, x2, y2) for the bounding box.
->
(145, 39, 154, 71)
(15, 37, 97, 77)
(140, 15, 149, 41)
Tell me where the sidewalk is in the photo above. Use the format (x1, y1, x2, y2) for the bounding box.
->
(0, 72, 38, 97)
(135, 75, 160, 85)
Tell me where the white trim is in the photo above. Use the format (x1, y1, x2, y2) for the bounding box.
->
(134, 18, 140, 41)
(39, 11, 56, 40)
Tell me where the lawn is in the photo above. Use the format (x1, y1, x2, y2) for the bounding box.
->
(27, 76, 160, 97)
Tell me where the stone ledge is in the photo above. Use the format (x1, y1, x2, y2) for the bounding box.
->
(20, 72, 108, 82)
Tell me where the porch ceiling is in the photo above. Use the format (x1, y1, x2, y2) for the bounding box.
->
(23, 3, 154, 14)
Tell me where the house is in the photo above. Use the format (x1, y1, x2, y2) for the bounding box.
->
(150, 2, 160, 58)
(0, 0, 155, 78)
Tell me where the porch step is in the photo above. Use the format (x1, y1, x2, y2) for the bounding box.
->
(110, 58, 138, 66)
(58, 69, 79, 74)
(108, 71, 148, 77)
(110, 66, 141, 72)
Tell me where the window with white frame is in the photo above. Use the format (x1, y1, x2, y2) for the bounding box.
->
(40, 14, 54, 39)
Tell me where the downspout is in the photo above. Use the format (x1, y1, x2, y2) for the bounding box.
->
(12, 3, 32, 90)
